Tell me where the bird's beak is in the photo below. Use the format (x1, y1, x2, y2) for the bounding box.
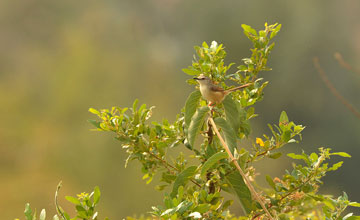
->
(193, 77, 199, 80)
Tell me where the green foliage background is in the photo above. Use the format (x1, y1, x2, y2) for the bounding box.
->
(1, 0, 359, 219)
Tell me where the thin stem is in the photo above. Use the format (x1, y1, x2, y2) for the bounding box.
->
(147, 151, 202, 188)
(208, 117, 274, 220)
(55, 181, 67, 220)
(270, 153, 326, 208)
(147, 151, 177, 172)
(334, 52, 360, 76)
(313, 57, 360, 119)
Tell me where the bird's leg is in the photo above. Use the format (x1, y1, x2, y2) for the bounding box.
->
(208, 102, 216, 113)
(208, 102, 215, 107)
(208, 102, 221, 115)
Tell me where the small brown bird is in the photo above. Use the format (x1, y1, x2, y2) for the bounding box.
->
(194, 74, 251, 106)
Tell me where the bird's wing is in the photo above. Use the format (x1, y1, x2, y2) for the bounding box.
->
(209, 84, 225, 92)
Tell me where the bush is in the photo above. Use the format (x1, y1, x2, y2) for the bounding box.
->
(19, 23, 359, 220)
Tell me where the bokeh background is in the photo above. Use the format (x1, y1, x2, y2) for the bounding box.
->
(1, 0, 360, 219)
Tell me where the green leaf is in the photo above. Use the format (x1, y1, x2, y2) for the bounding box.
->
(88, 119, 101, 129)
(279, 111, 289, 131)
(132, 99, 139, 111)
(222, 200, 233, 210)
(201, 152, 228, 177)
(65, 196, 81, 205)
(223, 95, 240, 134)
(269, 152, 282, 159)
(194, 203, 211, 213)
(186, 106, 210, 149)
(281, 130, 291, 143)
(182, 68, 200, 76)
(241, 24, 257, 36)
(331, 152, 351, 158)
(287, 153, 307, 161)
(184, 91, 202, 127)
(88, 108, 100, 115)
(24, 203, 33, 220)
(345, 216, 360, 220)
(328, 161, 343, 171)
(349, 202, 360, 207)
(176, 201, 193, 215)
(309, 152, 319, 164)
(93, 186, 101, 205)
(75, 205, 87, 212)
(75, 205, 88, 218)
(225, 172, 254, 214)
(171, 166, 197, 198)
(202, 41, 209, 48)
(270, 24, 282, 40)
(39, 209, 46, 220)
(239, 150, 249, 169)
(214, 117, 237, 154)
(266, 175, 276, 189)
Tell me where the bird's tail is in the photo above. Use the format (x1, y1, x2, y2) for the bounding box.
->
(224, 83, 252, 94)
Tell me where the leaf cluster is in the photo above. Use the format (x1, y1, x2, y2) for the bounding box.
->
(17, 184, 108, 220)
(86, 23, 360, 219)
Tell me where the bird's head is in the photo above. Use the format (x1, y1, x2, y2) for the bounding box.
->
(193, 74, 211, 86)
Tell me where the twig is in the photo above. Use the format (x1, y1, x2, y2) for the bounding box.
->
(208, 117, 274, 220)
(55, 181, 67, 220)
(313, 57, 360, 119)
(334, 52, 360, 76)
(147, 151, 202, 188)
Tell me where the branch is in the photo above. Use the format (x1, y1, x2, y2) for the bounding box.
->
(147, 151, 202, 188)
(313, 57, 360, 119)
(208, 117, 274, 220)
(334, 52, 360, 76)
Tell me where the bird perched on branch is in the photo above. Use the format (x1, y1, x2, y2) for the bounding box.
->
(194, 74, 252, 106)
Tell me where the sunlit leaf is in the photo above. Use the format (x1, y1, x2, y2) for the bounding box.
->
(331, 152, 351, 158)
(93, 186, 101, 205)
(88, 108, 100, 115)
(241, 24, 258, 36)
(39, 209, 46, 220)
(349, 202, 360, 207)
(328, 161, 343, 171)
(188, 212, 202, 219)
(279, 111, 289, 131)
(345, 216, 360, 220)
(24, 203, 33, 220)
(182, 68, 200, 76)
(65, 196, 81, 205)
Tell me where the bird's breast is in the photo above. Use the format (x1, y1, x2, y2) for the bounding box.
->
(200, 85, 224, 103)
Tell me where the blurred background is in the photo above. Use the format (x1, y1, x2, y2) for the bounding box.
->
(1, 0, 360, 219)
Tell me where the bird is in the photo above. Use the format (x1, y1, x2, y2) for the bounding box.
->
(193, 74, 252, 106)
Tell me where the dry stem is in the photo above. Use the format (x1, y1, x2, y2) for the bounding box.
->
(208, 117, 274, 220)
(313, 57, 360, 119)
